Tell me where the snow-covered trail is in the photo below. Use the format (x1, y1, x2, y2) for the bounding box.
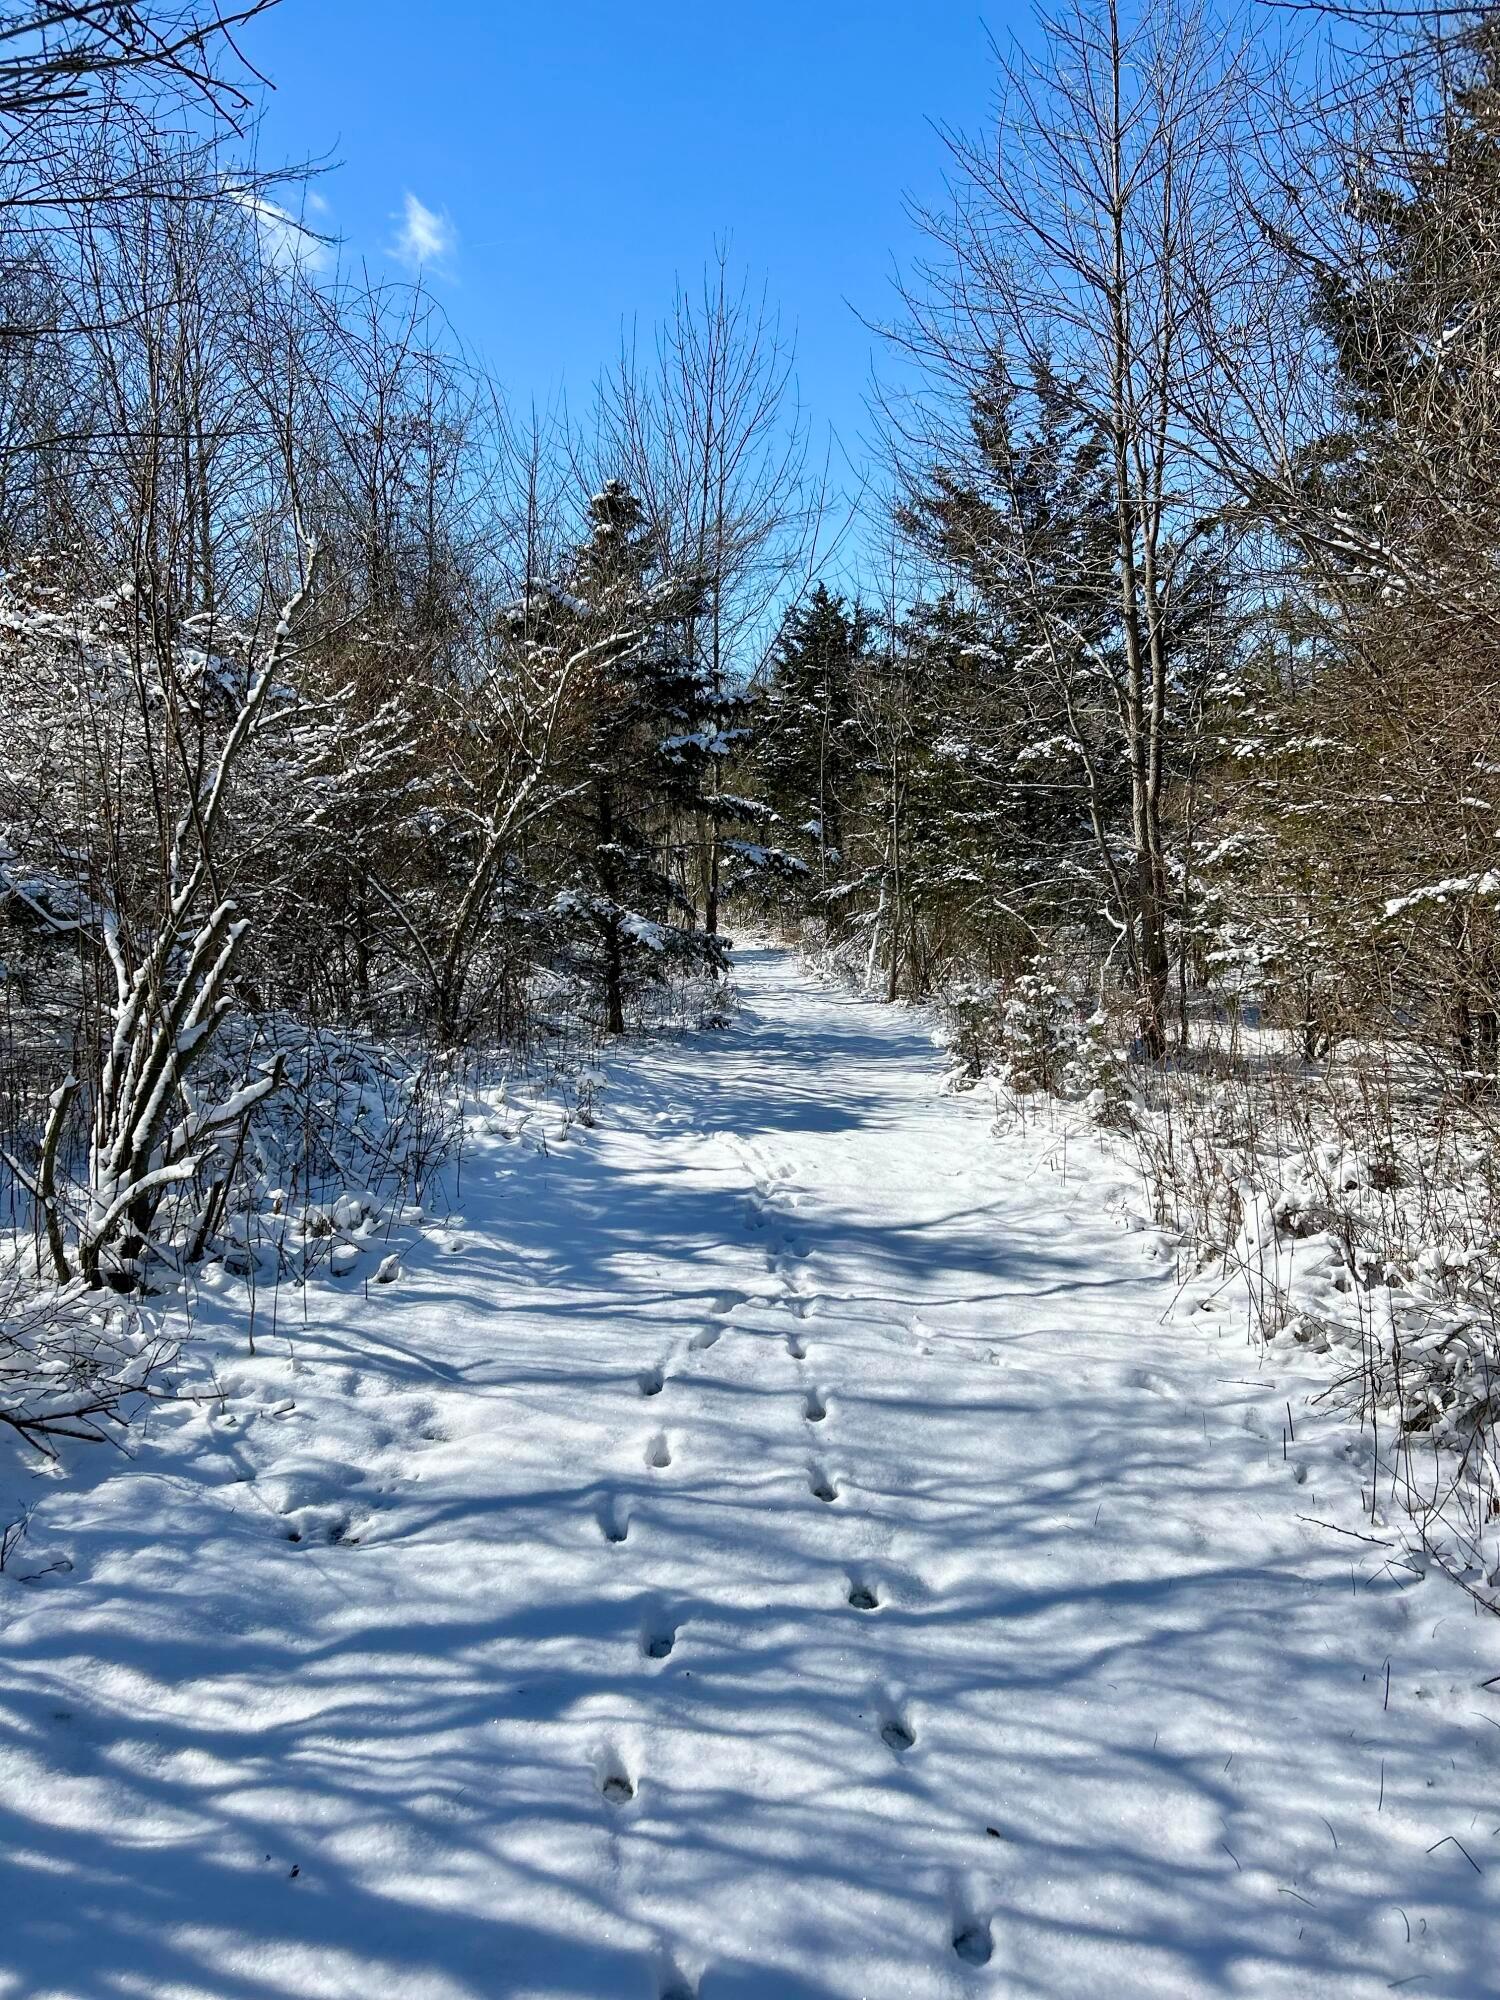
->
(3, 947, 1499, 2000)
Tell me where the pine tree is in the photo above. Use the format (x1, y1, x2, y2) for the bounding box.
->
(549, 479, 722, 1034)
(751, 583, 868, 895)
(896, 362, 1134, 974)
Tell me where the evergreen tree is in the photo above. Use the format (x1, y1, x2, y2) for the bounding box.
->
(549, 479, 722, 1033)
(895, 361, 1134, 973)
(750, 583, 868, 895)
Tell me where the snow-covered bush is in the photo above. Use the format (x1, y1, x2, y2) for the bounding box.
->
(998, 972, 1075, 1094)
(1061, 1009, 1133, 1128)
(0, 1275, 172, 1457)
(942, 982, 1007, 1086)
(1100, 1028, 1500, 1598)
(148, 1017, 462, 1290)
(941, 969, 1129, 1121)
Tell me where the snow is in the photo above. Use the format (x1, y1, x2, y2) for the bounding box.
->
(1384, 872, 1500, 919)
(720, 840, 811, 876)
(620, 913, 670, 952)
(2, 946, 1498, 1999)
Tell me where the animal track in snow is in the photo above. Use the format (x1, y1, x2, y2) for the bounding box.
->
(687, 1324, 721, 1352)
(952, 1919, 993, 1967)
(288, 1520, 358, 1552)
(282, 1499, 364, 1547)
(655, 1961, 698, 2000)
(809, 1468, 837, 1503)
(803, 1389, 826, 1423)
(847, 1580, 879, 1611)
(599, 1770, 635, 1804)
(643, 1624, 676, 1660)
(785, 1333, 808, 1361)
(1128, 1365, 1180, 1400)
(596, 1498, 630, 1544)
(645, 1433, 672, 1470)
(637, 1366, 665, 1397)
(880, 1714, 915, 1753)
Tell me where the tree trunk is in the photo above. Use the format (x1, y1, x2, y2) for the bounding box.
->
(597, 775, 626, 1035)
(704, 812, 720, 938)
(603, 914, 626, 1035)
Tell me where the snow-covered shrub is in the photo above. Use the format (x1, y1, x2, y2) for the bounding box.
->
(942, 982, 1007, 1086)
(162, 1016, 463, 1287)
(0, 549, 321, 1290)
(939, 973, 1070, 1093)
(1105, 1027, 1500, 1598)
(997, 972, 1078, 1096)
(939, 969, 1132, 1121)
(0, 1014, 465, 1301)
(1061, 1009, 1134, 1129)
(794, 914, 870, 994)
(226, 1018, 459, 1215)
(0, 1275, 172, 1456)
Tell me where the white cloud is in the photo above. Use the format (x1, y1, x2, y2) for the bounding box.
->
(235, 190, 332, 276)
(391, 191, 456, 273)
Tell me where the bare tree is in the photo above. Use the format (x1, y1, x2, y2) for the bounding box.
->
(891, 0, 1265, 1056)
(0, 2, 278, 127)
(77, 541, 316, 1286)
(598, 250, 809, 933)
(1194, 19, 1500, 1094)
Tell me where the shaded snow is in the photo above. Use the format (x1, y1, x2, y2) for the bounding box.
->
(1, 947, 1498, 1998)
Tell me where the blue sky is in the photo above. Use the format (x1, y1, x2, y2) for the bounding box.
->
(245, 2, 1006, 498)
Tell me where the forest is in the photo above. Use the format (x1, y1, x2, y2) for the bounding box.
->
(2, 7, 1500, 1997)
(3, 0, 1496, 1539)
